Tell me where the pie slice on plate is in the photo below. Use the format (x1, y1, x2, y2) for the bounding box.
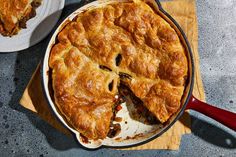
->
(0, 0, 41, 36)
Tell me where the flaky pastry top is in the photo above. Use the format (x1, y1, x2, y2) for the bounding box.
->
(49, 0, 188, 140)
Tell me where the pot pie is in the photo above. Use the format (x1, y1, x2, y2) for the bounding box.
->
(49, 0, 188, 140)
(0, 0, 41, 36)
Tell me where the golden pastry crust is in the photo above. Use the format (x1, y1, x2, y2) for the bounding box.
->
(49, 0, 188, 140)
(0, 0, 41, 36)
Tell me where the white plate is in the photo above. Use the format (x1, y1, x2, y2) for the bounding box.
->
(0, 0, 65, 53)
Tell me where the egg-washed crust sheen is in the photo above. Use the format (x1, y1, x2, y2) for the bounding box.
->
(49, 0, 188, 140)
(0, 0, 41, 36)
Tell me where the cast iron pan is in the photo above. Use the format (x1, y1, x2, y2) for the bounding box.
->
(42, 0, 236, 149)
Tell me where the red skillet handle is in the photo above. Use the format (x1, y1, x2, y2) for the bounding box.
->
(186, 95, 236, 131)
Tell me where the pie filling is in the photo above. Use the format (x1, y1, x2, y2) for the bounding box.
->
(49, 0, 188, 140)
(0, 0, 41, 36)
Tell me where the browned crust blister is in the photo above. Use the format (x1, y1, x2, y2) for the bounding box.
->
(0, 0, 41, 37)
(49, 0, 188, 140)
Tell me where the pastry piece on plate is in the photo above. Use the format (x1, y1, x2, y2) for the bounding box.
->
(0, 0, 41, 36)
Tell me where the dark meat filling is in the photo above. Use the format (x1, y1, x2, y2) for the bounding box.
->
(31, 0, 42, 7)
(19, 0, 41, 29)
(19, 7, 36, 28)
(108, 95, 125, 138)
(107, 123, 121, 138)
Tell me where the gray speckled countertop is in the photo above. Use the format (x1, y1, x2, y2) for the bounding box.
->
(0, 0, 236, 156)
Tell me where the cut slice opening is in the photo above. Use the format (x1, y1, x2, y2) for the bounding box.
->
(108, 82, 160, 139)
(118, 83, 160, 125)
(119, 72, 132, 80)
(115, 54, 122, 66)
(99, 65, 112, 71)
(108, 80, 114, 92)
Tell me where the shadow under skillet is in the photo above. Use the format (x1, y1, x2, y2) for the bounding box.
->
(7, 2, 92, 150)
(191, 115, 236, 149)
